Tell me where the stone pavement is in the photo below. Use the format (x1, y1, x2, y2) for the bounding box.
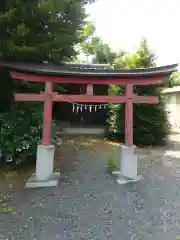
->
(1, 135, 180, 239)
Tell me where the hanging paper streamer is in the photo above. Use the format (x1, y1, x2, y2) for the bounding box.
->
(72, 102, 107, 113)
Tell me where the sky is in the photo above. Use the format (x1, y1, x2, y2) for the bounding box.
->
(86, 0, 180, 67)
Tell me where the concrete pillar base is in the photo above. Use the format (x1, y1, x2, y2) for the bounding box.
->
(25, 144, 60, 188)
(25, 172, 60, 188)
(112, 144, 143, 184)
(112, 171, 143, 184)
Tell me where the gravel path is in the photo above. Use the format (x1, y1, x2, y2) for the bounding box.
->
(1, 135, 180, 239)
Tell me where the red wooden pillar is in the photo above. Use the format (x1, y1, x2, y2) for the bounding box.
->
(125, 84, 133, 146)
(86, 84, 93, 95)
(42, 82, 53, 146)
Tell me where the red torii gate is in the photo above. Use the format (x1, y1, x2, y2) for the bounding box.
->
(1, 62, 178, 187)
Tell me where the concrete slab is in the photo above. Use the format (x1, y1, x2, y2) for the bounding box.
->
(112, 171, 143, 184)
(25, 172, 60, 188)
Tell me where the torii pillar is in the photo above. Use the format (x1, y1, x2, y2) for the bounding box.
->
(34, 82, 60, 187)
(113, 84, 155, 184)
(22, 82, 60, 188)
(114, 84, 142, 184)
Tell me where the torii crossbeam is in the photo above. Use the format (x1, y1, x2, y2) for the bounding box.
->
(14, 81, 159, 146)
(0, 61, 178, 187)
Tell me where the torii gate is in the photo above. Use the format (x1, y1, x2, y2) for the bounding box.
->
(1, 62, 178, 187)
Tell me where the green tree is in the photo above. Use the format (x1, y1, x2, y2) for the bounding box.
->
(0, 0, 94, 63)
(78, 22, 97, 61)
(166, 72, 180, 88)
(78, 22, 117, 64)
(92, 41, 117, 64)
(107, 39, 168, 146)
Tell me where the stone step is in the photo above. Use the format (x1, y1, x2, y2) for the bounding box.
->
(57, 127, 105, 136)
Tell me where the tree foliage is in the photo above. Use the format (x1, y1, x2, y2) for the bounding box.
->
(0, 0, 94, 63)
(92, 42, 117, 64)
(78, 22, 118, 64)
(166, 72, 180, 88)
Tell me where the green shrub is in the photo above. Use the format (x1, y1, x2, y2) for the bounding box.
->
(0, 70, 59, 168)
(106, 85, 169, 147)
(0, 102, 57, 167)
(0, 103, 42, 165)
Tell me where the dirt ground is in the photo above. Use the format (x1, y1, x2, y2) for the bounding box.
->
(1, 132, 180, 239)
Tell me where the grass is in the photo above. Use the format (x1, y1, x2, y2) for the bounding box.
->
(107, 154, 117, 171)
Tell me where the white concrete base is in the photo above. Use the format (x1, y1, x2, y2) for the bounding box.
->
(36, 145, 55, 181)
(112, 171, 143, 184)
(112, 144, 143, 184)
(25, 144, 60, 188)
(25, 172, 60, 188)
